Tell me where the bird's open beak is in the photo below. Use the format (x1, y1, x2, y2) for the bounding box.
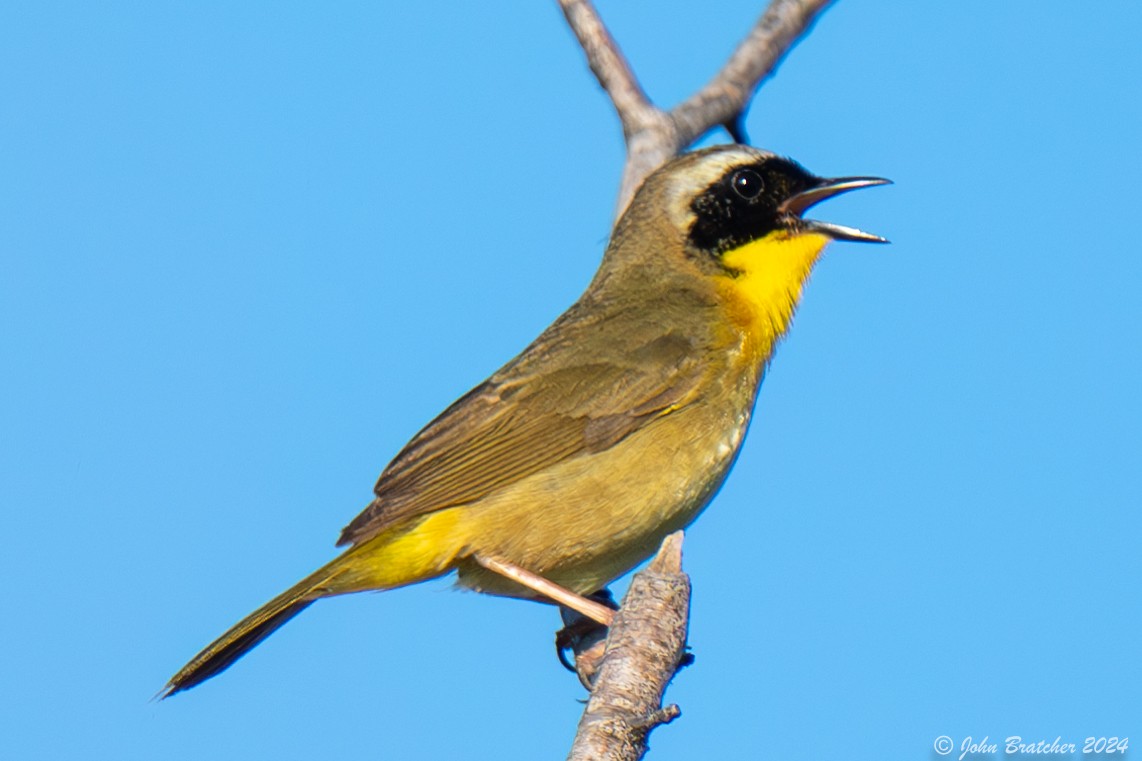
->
(779, 176, 892, 243)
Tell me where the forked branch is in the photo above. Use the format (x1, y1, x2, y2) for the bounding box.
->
(557, 0, 835, 214)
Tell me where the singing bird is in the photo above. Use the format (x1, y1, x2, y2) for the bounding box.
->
(164, 144, 888, 696)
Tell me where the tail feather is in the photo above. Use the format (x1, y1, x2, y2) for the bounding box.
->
(163, 510, 467, 697)
(162, 566, 333, 698)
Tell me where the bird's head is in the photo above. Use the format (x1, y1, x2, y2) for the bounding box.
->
(600, 144, 890, 353)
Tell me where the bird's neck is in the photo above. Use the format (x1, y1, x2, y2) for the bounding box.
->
(714, 232, 831, 365)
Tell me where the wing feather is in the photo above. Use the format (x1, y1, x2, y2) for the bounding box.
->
(337, 297, 715, 547)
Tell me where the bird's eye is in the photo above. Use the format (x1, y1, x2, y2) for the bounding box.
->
(730, 169, 764, 200)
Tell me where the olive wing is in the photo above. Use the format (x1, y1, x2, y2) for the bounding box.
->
(336, 330, 705, 547)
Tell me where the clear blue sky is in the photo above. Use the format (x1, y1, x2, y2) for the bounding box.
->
(3, 2, 1140, 759)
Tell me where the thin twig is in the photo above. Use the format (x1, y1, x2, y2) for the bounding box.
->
(565, 532, 691, 761)
(673, 0, 835, 144)
(559, 0, 836, 215)
(555, 0, 661, 138)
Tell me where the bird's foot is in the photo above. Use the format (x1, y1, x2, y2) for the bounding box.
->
(555, 589, 618, 689)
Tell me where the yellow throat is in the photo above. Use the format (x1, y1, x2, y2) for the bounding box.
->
(716, 230, 831, 360)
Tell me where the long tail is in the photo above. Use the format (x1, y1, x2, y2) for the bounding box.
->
(161, 562, 333, 698)
(162, 509, 467, 698)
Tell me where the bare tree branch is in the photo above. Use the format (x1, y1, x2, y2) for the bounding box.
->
(559, 0, 835, 215)
(565, 532, 691, 761)
(554, 4, 835, 756)
(672, 0, 835, 145)
(556, 0, 659, 138)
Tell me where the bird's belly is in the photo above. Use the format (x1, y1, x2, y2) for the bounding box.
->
(453, 400, 750, 597)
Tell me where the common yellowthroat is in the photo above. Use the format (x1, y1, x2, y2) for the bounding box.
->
(164, 144, 888, 696)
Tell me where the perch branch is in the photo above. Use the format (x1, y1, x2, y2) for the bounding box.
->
(565, 532, 691, 761)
